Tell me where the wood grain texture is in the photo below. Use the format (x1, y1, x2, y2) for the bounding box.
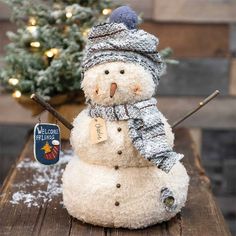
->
(141, 22, 229, 58)
(48, 103, 86, 140)
(229, 59, 236, 96)
(0, 3, 11, 19)
(158, 58, 229, 96)
(0, 124, 32, 185)
(0, 129, 231, 236)
(153, 0, 236, 23)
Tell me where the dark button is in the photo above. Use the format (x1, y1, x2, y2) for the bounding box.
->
(164, 196, 175, 207)
(116, 183, 121, 188)
(117, 127, 122, 132)
(114, 165, 119, 170)
(115, 201, 120, 206)
(117, 150, 122, 155)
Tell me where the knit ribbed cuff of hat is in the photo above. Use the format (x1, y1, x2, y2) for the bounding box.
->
(82, 50, 165, 86)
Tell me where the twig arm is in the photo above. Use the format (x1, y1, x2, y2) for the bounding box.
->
(31, 94, 74, 130)
(171, 90, 220, 129)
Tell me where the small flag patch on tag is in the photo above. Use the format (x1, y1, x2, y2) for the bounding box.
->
(34, 123, 60, 165)
(90, 117, 108, 144)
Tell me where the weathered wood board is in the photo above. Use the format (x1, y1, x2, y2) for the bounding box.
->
(230, 59, 236, 96)
(141, 22, 229, 58)
(0, 128, 231, 236)
(0, 124, 32, 185)
(157, 58, 229, 96)
(153, 0, 236, 23)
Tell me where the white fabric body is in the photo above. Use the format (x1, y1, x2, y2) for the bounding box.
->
(62, 109, 189, 228)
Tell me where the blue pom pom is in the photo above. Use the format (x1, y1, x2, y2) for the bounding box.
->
(109, 6, 138, 30)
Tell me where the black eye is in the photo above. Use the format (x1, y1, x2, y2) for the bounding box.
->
(120, 70, 125, 74)
(105, 70, 109, 75)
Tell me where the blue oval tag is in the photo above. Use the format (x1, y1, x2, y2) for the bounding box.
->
(34, 123, 60, 165)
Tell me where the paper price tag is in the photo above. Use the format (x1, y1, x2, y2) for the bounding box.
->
(90, 117, 108, 144)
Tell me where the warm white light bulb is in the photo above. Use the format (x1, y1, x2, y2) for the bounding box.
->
(29, 17, 37, 26)
(12, 90, 21, 98)
(102, 8, 112, 15)
(45, 48, 59, 58)
(8, 78, 19, 86)
(45, 50, 54, 58)
(27, 26, 37, 33)
(83, 28, 91, 37)
(51, 48, 59, 56)
(30, 41, 40, 48)
(66, 11, 73, 18)
(27, 26, 38, 37)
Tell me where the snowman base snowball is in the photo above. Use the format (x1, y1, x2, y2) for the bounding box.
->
(63, 158, 189, 229)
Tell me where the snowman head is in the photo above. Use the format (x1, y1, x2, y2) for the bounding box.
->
(82, 61, 155, 106)
(82, 6, 165, 106)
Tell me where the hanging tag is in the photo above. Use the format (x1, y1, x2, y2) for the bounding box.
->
(90, 117, 108, 144)
(34, 123, 60, 165)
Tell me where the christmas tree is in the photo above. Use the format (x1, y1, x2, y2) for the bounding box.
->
(0, 0, 116, 102)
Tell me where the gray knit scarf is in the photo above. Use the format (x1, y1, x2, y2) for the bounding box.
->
(88, 98, 183, 173)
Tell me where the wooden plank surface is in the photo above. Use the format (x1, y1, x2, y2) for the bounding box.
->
(0, 129, 231, 236)
(158, 58, 229, 96)
(153, 0, 236, 23)
(229, 59, 236, 96)
(141, 22, 229, 58)
(0, 3, 11, 19)
(0, 124, 32, 185)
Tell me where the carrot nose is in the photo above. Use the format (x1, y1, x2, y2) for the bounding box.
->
(110, 83, 117, 98)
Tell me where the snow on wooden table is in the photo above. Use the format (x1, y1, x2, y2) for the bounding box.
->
(0, 128, 231, 236)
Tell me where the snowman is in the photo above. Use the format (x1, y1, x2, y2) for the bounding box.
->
(62, 6, 189, 229)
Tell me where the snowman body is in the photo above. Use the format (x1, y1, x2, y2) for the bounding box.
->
(62, 61, 189, 229)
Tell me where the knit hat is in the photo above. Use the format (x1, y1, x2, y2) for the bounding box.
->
(82, 6, 165, 85)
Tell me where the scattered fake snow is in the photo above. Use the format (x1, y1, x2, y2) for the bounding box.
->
(10, 150, 73, 207)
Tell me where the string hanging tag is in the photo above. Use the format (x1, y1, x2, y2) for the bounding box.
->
(90, 117, 108, 144)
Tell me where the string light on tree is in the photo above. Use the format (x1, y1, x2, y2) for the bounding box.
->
(66, 10, 73, 18)
(12, 90, 21, 98)
(102, 8, 112, 15)
(30, 41, 41, 48)
(28, 17, 37, 26)
(45, 50, 54, 58)
(1, 0, 116, 101)
(83, 28, 91, 37)
(8, 78, 19, 86)
(27, 16, 38, 37)
(44, 48, 60, 59)
(27, 25, 38, 37)
(66, 11, 72, 18)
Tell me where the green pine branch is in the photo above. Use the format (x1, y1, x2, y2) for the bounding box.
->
(0, 0, 116, 99)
